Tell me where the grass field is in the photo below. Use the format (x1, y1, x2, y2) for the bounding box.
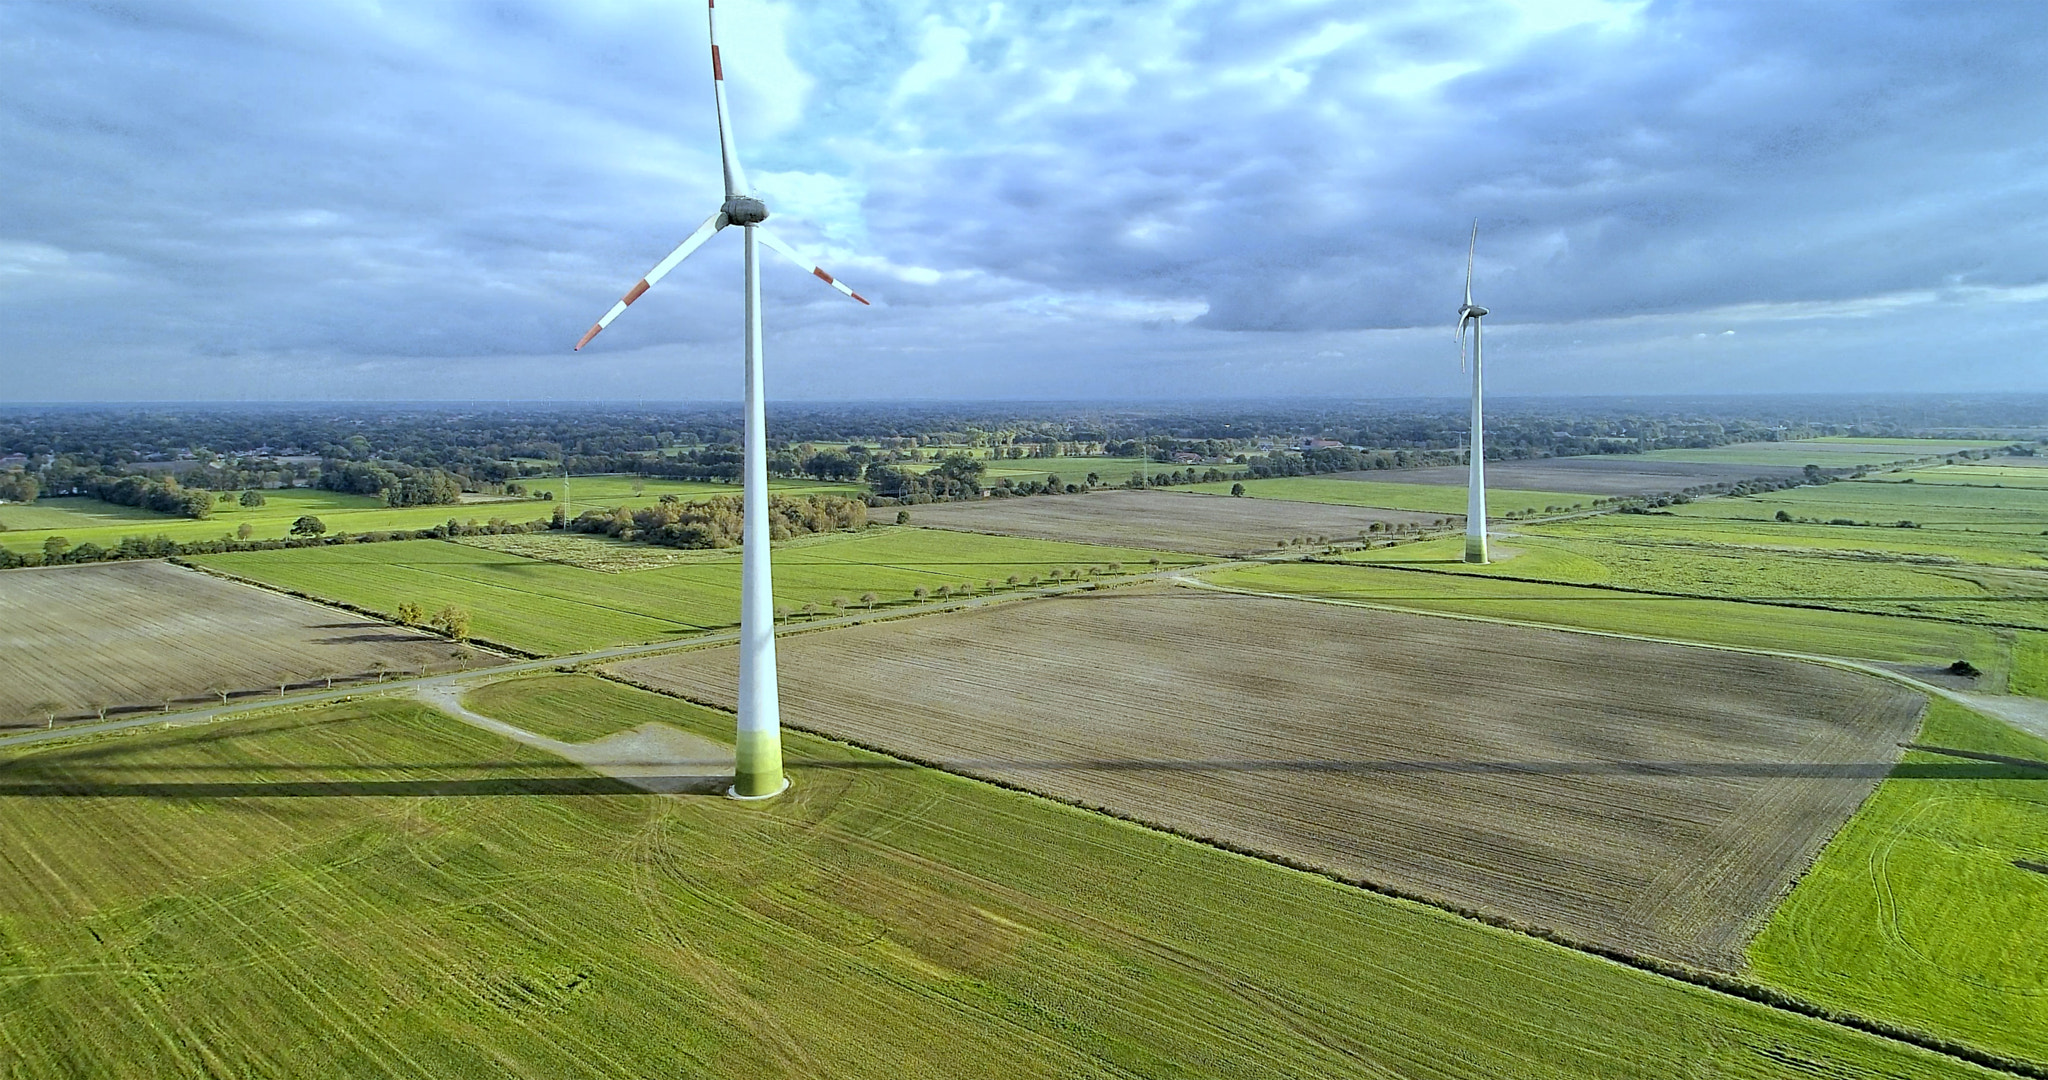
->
(190, 530, 1199, 655)
(1349, 530, 2048, 630)
(1187, 476, 1597, 516)
(0, 561, 479, 728)
(1637, 438, 2012, 469)
(1750, 700, 2048, 1064)
(0, 681, 1995, 1077)
(615, 587, 1925, 969)
(904, 489, 1440, 554)
(0, 476, 858, 554)
(1198, 561, 2016, 684)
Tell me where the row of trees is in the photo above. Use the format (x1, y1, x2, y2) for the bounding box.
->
(563, 493, 868, 549)
(64, 471, 216, 519)
(318, 461, 465, 506)
(0, 470, 35, 503)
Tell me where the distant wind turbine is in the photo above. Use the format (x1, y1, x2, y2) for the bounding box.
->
(574, 0, 870, 800)
(1456, 221, 1489, 565)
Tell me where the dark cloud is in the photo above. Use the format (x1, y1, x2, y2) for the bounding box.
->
(2, 0, 2046, 399)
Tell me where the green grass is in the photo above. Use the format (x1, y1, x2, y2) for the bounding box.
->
(0, 477, 859, 554)
(1199, 561, 2013, 684)
(190, 529, 1199, 655)
(463, 672, 679, 743)
(547, 474, 860, 503)
(1345, 530, 2048, 630)
(899, 456, 1161, 482)
(1186, 476, 1598, 516)
(1749, 699, 2048, 1065)
(0, 682, 1995, 1077)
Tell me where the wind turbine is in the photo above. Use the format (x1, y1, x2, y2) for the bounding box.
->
(1456, 221, 1489, 564)
(574, 0, 870, 800)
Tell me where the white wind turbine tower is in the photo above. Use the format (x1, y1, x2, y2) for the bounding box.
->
(1456, 221, 1489, 564)
(574, 0, 870, 799)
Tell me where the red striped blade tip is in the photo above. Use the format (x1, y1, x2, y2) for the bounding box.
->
(574, 324, 602, 351)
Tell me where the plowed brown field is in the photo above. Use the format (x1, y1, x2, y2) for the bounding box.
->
(612, 587, 1924, 969)
(905, 489, 1441, 554)
(1335, 457, 1809, 495)
(0, 561, 482, 727)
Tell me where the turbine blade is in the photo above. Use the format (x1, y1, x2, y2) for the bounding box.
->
(1465, 219, 1477, 307)
(574, 210, 729, 350)
(1457, 316, 1469, 373)
(708, 0, 750, 198)
(755, 227, 871, 305)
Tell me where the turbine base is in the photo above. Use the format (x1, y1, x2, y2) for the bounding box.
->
(1464, 536, 1489, 564)
(726, 776, 791, 801)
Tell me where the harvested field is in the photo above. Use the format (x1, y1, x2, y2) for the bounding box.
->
(613, 588, 1926, 969)
(903, 489, 1440, 554)
(1336, 456, 1810, 495)
(0, 561, 479, 728)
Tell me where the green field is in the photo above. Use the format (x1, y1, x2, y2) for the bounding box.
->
(899, 456, 1161, 483)
(1198, 561, 2016, 686)
(1346, 530, 2048, 631)
(1638, 439, 2012, 469)
(1750, 700, 2048, 1064)
(190, 529, 1198, 655)
(0, 476, 858, 554)
(0, 679, 1997, 1077)
(1187, 476, 1597, 516)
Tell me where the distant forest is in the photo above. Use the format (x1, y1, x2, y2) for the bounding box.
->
(2, 395, 2044, 513)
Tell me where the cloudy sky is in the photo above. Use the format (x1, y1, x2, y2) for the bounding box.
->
(4, 0, 2046, 401)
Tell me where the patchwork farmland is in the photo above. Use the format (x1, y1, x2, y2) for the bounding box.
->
(903, 488, 1445, 554)
(0, 681, 1993, 1078)
(611, 587, 1926, 969)
(0, 561, 480, 728)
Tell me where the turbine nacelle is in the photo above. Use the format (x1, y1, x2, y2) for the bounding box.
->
(1459, 304, 1488, 320)
(722, 196, 769, 226)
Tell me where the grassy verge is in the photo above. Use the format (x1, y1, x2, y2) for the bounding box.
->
(1749, 700, 2048, 1065)
(0, 678, 1988, 1077)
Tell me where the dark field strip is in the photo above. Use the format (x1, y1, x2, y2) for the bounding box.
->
(0, 689, 1995, 1078)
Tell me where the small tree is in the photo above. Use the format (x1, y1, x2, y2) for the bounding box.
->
(860, 591, 879, 611)
(1147, 556, 1162, 569)
(207, 685, 232, 705)
(1775, 510, 1793, 522)
(801, 601, 820, 618)
(394, 601, 426, 626)
(1107, 562, 1122, 574)
(370, 660, 391, 683)
(88, 700, 110, 721)
(320, 669, 341, 689)
(31, 700, 62, 729)
(239, 490, 266, 507)
(830, 596, 849, 613)
(913, 585, 929, 601)
(277, 679, 292, 697)
(236, 521, 255, 539)
(290, 515, 327, 537)
(774, 604, 792, 623)
(895, 509, 911, 525)
(1230, 482, 1246, 497)
(1006, 574, 1021, 587)
(984, 579, 996, 593)
(935, 585, 952, 600)
(431, 605, 472, 642)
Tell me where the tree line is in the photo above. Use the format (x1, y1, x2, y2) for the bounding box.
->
(563, 493, 867, 549)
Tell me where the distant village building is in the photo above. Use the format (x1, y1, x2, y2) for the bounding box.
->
(1296, 438, 1344, 451)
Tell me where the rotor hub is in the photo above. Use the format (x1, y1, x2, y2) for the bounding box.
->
(1460, 304, 1488, 319)
(723, 196, 769, 226)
